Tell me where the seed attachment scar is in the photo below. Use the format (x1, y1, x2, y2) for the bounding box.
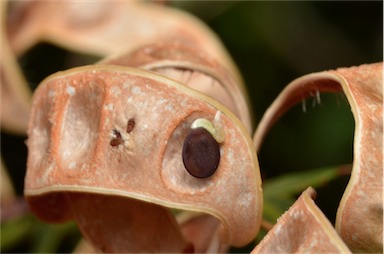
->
(190, 111, 225, 143)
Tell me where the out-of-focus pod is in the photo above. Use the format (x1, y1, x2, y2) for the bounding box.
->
(254, 63, 383, 253)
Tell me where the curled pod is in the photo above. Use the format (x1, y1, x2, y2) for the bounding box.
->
(99, 43, 252, 133)
(25, 65, 262, 253)
(254, 63, 383, 253)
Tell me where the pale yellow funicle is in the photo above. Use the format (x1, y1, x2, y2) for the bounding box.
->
(191, 113, 225, 143)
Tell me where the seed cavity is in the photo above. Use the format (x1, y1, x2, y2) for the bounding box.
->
(182, 127, 220, 178)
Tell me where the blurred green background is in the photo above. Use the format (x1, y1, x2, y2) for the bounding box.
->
(1, 1, 382, 253)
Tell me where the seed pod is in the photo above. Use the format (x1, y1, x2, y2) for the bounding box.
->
(253, 63, 383, 253)
(100, 43, 252, 133)
(25, 65, 263, 252)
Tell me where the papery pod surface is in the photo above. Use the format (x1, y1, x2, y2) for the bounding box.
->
(0, 1, 31, 134)
(4, 0, 250, 134)
(6, 0, 242, 83)
(25, 65, 262, 252)
(252, 187, 351, 253)
(254, 62, 383, 252)
(100, 43, 252, 132)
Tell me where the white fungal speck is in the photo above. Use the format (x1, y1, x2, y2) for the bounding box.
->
(104, 104, 113, 111)
(157, 98, 166, 105)
(275, 223, 282, 235)
(66, 85, 75, 96)
(170, 175, 177, 185)
(131, 86, 141, 95)
(111, 86, 121, 96)
(293, 210, 301, 220)
(69, 162, 76, 169)
(237, 192, 253, 209)
(165, 104, 174, 111)
(123, 82, 130, 89)
(227, 148, 235, 162)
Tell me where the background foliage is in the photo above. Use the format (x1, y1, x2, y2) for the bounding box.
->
(1, 1, 382, 253)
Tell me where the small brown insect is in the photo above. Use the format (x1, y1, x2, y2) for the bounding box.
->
(126, 118, 135, 133)
(110, 129, 123, 147)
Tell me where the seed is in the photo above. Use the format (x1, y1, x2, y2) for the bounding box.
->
(182, 128, 220, 178)
(126, 118, 135, 133)
(110, 130, 123, 147)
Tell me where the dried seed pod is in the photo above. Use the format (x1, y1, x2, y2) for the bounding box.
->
(252, 188, 351, 253)
(4, 1, 249, 134)
(100, 43, 253, 133)
(254, 63, 383, 252)
(4, 0, 245, 131)
(25, 65, 262, 252)
(0, 1, 31, 134)
(6, 0, 239, 76)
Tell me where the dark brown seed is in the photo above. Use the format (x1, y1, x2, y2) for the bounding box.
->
(182, 128, 220, 178)
(126, 118, 135, 133)
(110, 129, 123, 147)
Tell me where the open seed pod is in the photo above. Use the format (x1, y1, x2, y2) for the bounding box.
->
(99, 43, 252, 133)
(25, 65, 262, 252)
(252, 187, 351, 253)
(254, 63, 383, 252)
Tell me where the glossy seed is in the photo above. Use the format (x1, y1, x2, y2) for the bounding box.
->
(182, 127, 220, 178)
